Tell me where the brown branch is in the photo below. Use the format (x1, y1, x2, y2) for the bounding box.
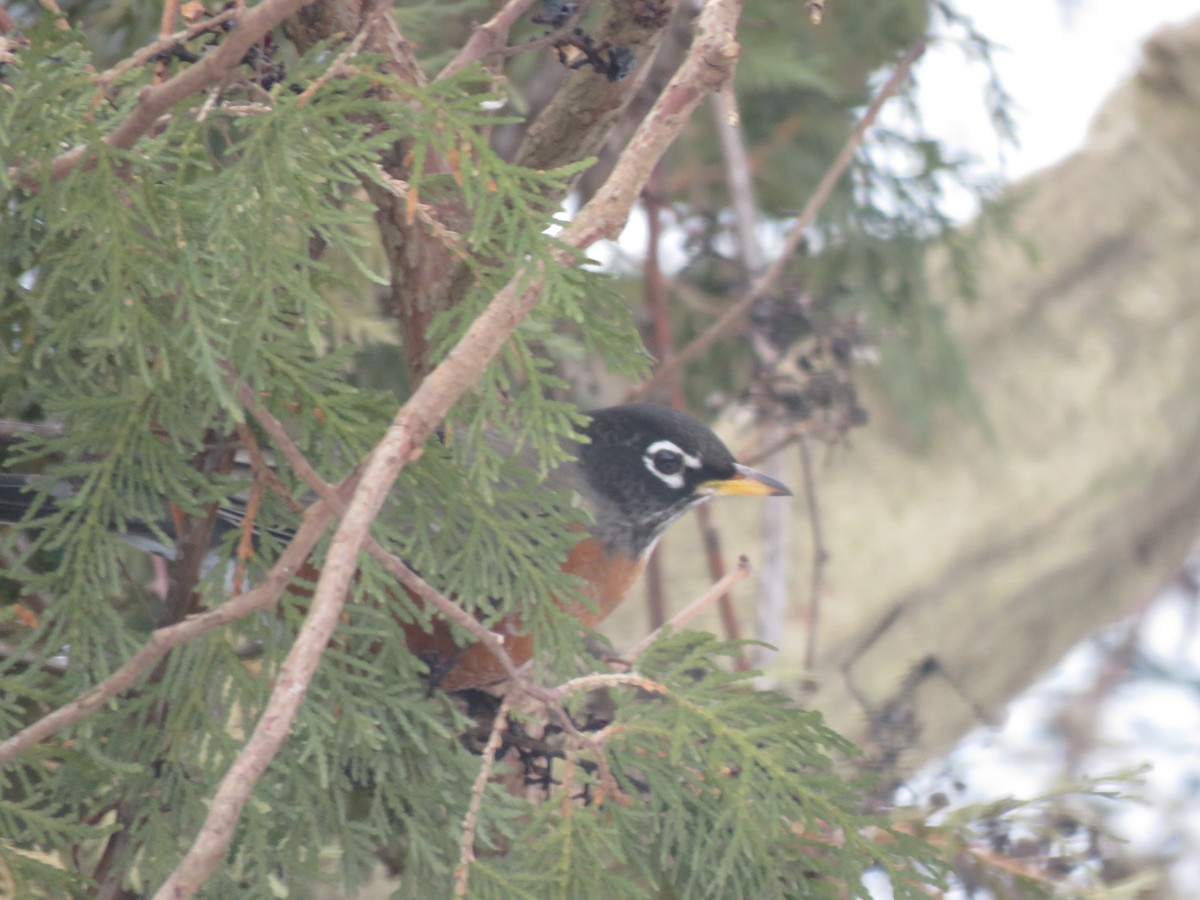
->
(158, 0, 181, 38)
(625, 40, 926, 402)
(93, 8, 240, 89)
(8, 0, 317, 189)
(453, 693, 511, 898)
(437, 0, 539, 81)
(0, 6, 19, 34)
(155, 3, 744, 893)
(626, 556, 752, 660)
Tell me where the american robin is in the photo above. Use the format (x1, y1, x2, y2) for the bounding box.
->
(0, 403, 790, 689)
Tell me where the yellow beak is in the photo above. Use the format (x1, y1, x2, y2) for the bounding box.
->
(701, 464, 792, 498)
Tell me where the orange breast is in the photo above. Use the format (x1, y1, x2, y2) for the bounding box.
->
(407, 536, 645, 692)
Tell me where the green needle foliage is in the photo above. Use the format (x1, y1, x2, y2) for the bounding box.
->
(0, 5, 974, 898)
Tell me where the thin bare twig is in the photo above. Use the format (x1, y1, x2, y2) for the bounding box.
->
(453, 694, 511, 898)
(641, 164, 744, 647)
(697, 505, 743, 647)
(797, 436, 827, 670)
(625, 41, 926, 402)
(709, 87, 770, 660)
(738, 423, 803, 467)
(437, 0, 539, 81)
(551, 672, 668, 699)
(626, 557, 752, 660)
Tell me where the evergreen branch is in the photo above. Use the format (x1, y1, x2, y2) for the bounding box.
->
(454, 693, 512, 898)
(625, 556, 752, 661)
(625, 40, 927, 401)
(438, 0, 540, 81)
(156, 1, 744, 892)
(0, 498, 336, 768)
(7, 0, 318, 189)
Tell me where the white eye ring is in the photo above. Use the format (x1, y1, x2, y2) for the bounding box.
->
(643, 440, 702, 490)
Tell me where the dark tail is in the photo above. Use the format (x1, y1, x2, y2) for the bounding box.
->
(0, 474, 54, 525)
(0, 473, 176, 556)
(0, 474, 293, 561)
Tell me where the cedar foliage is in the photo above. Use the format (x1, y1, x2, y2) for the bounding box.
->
(0, 0, 1003, 895)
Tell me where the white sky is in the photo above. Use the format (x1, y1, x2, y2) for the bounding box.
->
(919, 0, 1200, 182)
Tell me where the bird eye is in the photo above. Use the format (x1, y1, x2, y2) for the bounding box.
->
(651, 448, 683, 476)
